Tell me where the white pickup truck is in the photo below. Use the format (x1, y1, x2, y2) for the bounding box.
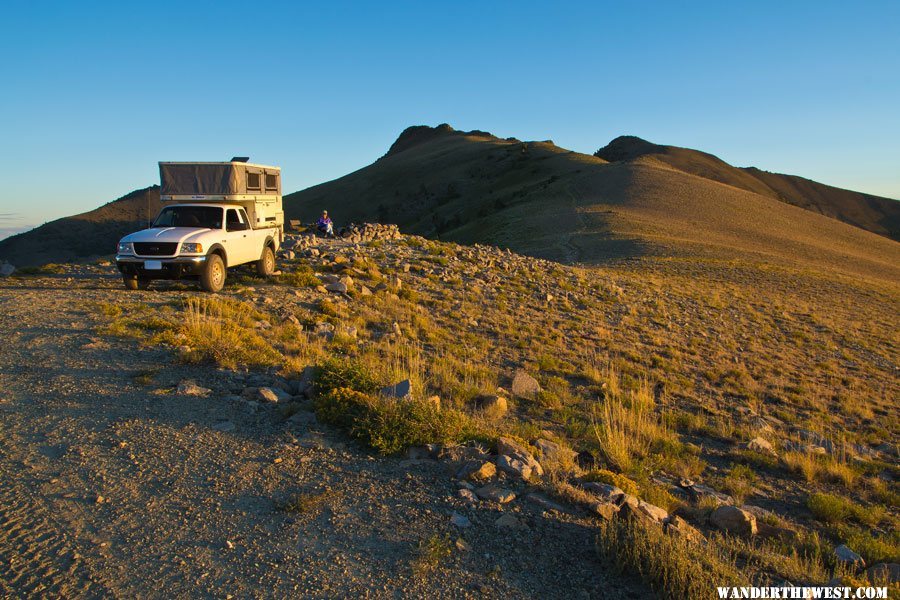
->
(115, 160, 284, 292)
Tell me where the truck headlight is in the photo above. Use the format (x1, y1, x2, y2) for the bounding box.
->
(181, 243, 203, 254)
(118, 242, 134, 254)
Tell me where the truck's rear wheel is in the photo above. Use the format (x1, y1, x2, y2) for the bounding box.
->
(123, 275, 151, 290)
(200, 254, 226, 292)
(256, 246, 275, 277)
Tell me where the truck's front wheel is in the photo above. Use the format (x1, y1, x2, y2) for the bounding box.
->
(123, 275, 151, 290)
(256, 246, 275, 277)
(200, 254, 226, 292)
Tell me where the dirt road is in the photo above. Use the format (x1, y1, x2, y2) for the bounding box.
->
(0, 271, 648, 599)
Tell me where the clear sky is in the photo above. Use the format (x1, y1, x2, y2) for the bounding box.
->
(1, 0, 898, 238)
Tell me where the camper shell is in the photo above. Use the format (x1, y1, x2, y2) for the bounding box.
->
(159, 161, 284, 237)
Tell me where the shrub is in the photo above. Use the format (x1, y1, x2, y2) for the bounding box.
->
(315, 358, 381, 395)
(582, 469, 639, 496)
(313, 387, 474, 455)
(596, 515, 742, 599)
(179, 297, 281, 369)
(807, 492, 853, 523)
(722, 464, 758, 504)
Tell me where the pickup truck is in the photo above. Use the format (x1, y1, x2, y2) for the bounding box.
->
(115, 159, 284, 292)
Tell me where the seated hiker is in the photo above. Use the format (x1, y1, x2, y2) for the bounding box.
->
(316, 210, 334, 237)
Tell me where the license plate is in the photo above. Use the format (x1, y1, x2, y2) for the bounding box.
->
(144, 260, 163, 270)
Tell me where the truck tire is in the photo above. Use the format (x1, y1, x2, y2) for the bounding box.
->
(123, 275, 151, 290)
(256, 246, 275, 277)
(200, 254, 226, 292)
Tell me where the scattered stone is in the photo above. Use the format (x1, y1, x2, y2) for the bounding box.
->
(663, 515, 703, 543)
(746, 436, 777, 456)
(525, 493, 568, 513)
(455, 538, 472, 552)
(457, 460, 496, 482)
(474, 394, 508, 418)
(709, 505, 758, 536)
(496, 437, 543, 478)
(176, 380, 211, 397)
(450, 512, 471, 528)
(534, 438, 577, 466)
(458, 488, 478, 504)
(511, 369, 541, 398)
(637, 500, 669, 523)
(495, 513, 524, 529)
(475, 484, 516, 504)
(582, 482, 625, 503)
(257, 387, 281, 403)
(325, 281, 348, 293)
(95, 495, 105, 504)
(380, 379, 411, 399)
(834, 544, 865, 569)
(212, 421, 236, 432)
(589, 502, 620, 521)
(496, 454, 536, 481)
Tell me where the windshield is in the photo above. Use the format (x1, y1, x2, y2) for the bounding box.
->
(152, 206, 223, 229)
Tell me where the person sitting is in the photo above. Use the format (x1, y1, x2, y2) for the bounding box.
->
(316, 210, 334, 237)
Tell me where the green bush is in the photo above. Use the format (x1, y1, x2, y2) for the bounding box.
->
(315, 358, 381, 395)
(313, 386, 475, 455)
(807, 492, 853, 523)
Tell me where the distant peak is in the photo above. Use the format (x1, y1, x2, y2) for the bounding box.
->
(594, 136, 664, 162)
(383, 124, 498, 158)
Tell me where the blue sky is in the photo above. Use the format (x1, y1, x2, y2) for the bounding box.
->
(1, 0, 898, 238)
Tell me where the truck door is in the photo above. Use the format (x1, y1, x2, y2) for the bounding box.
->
(224, 208, 253, 265)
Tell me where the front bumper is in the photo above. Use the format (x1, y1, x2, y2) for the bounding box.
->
(116, 255, 207, 278)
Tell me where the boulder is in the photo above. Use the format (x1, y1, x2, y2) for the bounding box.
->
(511, 370, 541, 398)
(176, 380, 211, 397)
(709, 506, 757, 536)
(618, 501, 659, 527)
(663, 515, 703, 543)
(496, 454, 535, 480)
(746, 436, 777, 456)
(475, 394, 508, 418)
(475, 484, 516, 504)
(456, 460, 496, 482)
(582, 482, 625, 503)
(0, 262, 15, 277)
(589, 501, 620, 521)
(380, 379, 411, 399)
(325, 281, 348, 293)
(534, 438, 577, 466)
(450, 512, 471, 528)
(257, 387, 282, 403)
(834, 544, 865, 569)
(637, 500, 669, 523)
(495, 513, 524, 529)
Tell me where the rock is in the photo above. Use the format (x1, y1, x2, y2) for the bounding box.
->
(475, 394, 508, 418)
(637, 500, 669, 523)
(834, 544, 865, 569)
(495, 513, 524, 529)
(212, 421, 235, 432)
(709, 506, 758, 536)
(496, 437, 543, 478)
(455, 538, 471, 552)
(0, 262, 15, 277)
(257, 387, 282, 403)
(866, 563, 900, 584)
(534, 438, 577, 466)
(746, 436, 777, 456)
(496, 454, 535, 481)
(437, 444, 490, 463)
(617, 501, 659, 527)
(325, 281, 348, 293)
(95, 495, 105, 504)
(526, 493, 568, 513)
(458, 488, 478, 504)
(590, 502, 620, 521)
(663, 515, 703, 543)
(475, 484, 516, 504)
(380, 379, 411, 399)
(176, 380, 211, 397)
(406, 446, 434, 460)
(359, 285, 372, 296)
(582, 482, 625, 503)
(457, 460, 496, 482)
(511, 369, 541, 398)
(450, 512, 471, 528)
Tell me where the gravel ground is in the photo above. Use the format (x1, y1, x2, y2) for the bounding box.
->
(0, 270, 650, 599)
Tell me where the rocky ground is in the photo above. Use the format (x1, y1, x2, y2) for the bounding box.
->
(0, 261, 650, 598)
(0, 228, 896, 598)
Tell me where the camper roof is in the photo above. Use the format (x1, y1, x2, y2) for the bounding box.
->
(159, 161, 280, 171)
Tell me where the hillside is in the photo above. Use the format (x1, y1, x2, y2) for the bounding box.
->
(285, 125, 900, 283)
(0, 186, 161, 267)
(595, 135, 900, 241)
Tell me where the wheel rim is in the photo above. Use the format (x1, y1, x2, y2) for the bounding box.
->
(212, 263, 223, 286)
(266, 252, 274, 272)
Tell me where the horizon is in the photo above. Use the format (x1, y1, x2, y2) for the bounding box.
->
(1, 1, 899, 240)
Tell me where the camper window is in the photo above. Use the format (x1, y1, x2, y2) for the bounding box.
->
(226, 209, 248, 232)
(265, 173, 278, 191)
(247, 172, 261, 191)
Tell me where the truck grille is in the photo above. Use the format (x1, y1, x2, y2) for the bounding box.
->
(134, 242, 178, 256)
